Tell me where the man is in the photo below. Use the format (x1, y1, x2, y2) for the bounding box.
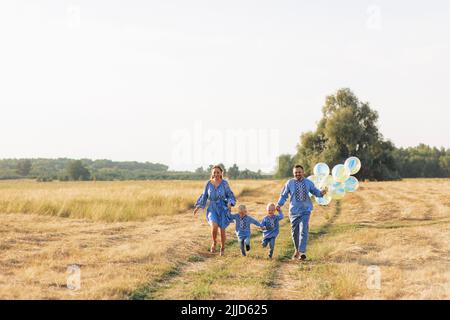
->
(276, 165, 327, 260)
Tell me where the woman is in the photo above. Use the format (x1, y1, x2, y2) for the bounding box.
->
(193, 165, 236, 256)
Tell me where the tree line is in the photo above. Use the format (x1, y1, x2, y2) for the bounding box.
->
(275, 88, 449, 180)
(0, 158, 267, 181)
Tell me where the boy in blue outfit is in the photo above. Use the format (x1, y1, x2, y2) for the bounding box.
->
(260, 203, 284, 259)
(228, 204, 264, 256)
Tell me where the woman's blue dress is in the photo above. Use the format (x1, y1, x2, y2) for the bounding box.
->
(195, 179, 236, 229)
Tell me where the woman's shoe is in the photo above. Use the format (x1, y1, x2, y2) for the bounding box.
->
(210, 243, 217, 253)
(292, 252, 299, 260)
(219, 247, 225, 256)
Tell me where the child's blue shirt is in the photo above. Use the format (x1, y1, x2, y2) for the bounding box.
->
(260, 210, 284, 240)
(227, 213, 262, 238)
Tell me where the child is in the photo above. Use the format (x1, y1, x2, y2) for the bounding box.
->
(228, 204, 264, 256)
(260, 203, 284, 259)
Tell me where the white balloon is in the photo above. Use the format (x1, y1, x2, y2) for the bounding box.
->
(344, 176, 359, 192)
(314, 194, 332, 206)
(313, 163, 330, 177)
(317, 175, 333, 189)
(330, 181, 346, 200)
(332, 164, 350, 183)
(307, 175, 320, 187)
(344, 156, 361, 175)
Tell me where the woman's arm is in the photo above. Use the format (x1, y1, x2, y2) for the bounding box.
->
(224, 180, 236, 207)
(194, 182, 209, 214)
(227, 212, 237, 222)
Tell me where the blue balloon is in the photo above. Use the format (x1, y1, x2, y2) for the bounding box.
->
(332, 164, 350, 183)
(344, 176, 359, 192)
(344, 157, 361, 175)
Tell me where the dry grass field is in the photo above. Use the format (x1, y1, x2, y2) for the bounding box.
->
(0, 178, 449, 299)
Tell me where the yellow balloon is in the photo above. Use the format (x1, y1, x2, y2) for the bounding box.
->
(317, 175, 333, 189)
(332, 164, 350, 183)
(330, 181, 346, 200)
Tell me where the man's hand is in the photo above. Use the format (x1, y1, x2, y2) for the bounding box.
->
(320, 187, 328, 196)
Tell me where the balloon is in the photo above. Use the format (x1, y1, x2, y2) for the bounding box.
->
(314, 193, 332, 206)
(330, 181, 346, 200)
(307, 175, 320, 187)
(317, 175, 333, 190)
(313, 163, 330, 177)
(344, 157, 361, 175)
(344, 176, 359, 192)
(332, 164, 350, 183)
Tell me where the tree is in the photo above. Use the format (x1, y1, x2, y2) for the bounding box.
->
(228, 164, 240, 179)
(293, 88, 399, 180)
(16, 159, 32, 176)
(393, 144, 450, 178)
(274, 154, 294, 178)
(67, 160, 91, 181)
(195, 167, 205, 174)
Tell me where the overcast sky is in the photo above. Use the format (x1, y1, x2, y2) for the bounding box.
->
(0, 0, 449, 172)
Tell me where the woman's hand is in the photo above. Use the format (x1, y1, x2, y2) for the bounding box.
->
(193, 207, 200, 215)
